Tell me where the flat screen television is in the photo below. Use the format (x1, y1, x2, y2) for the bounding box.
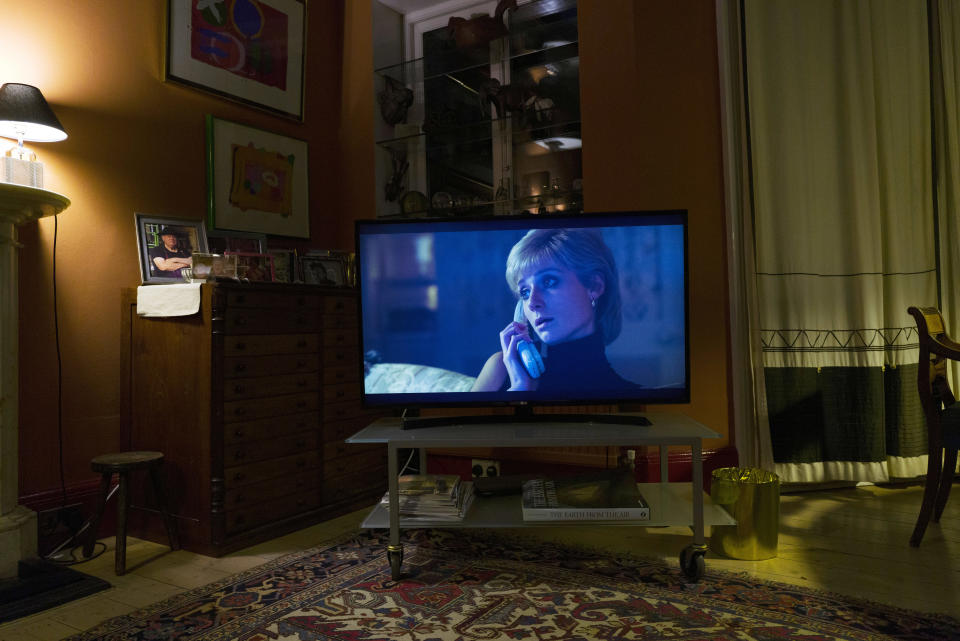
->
(355, 210, 689, 427)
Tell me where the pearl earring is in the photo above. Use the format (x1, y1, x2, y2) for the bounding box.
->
(591, 297, 597, 308)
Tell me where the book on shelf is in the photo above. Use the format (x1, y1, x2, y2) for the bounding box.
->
(379, 474, 475, 521)
(521, 472, 650, 522)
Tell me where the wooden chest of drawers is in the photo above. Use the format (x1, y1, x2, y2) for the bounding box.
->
(121, 283, 386, 556)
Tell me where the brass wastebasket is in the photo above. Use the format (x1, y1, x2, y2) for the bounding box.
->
(709, 467, 779, 560)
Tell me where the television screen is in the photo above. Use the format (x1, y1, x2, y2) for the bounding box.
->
(356, 211, 689, 410)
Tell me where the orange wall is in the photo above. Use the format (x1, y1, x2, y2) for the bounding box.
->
(8, 0, 729, 500)
(580, 1, 730, 439)
(7, 0, 351, 496)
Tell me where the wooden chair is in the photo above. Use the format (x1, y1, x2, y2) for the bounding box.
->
(907, 306, 960, 546)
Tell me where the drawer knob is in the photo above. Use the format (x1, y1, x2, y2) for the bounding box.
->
(296, 459, 306, 468)
(296, 421, 307, 429)
(297, 297, 306, 306)
(296, 498, 306, 507)
(296, 340, 307, 348)
(236, 295, 246, 304)
(235, 363, 246, 373)
(235, 408, 247, 417)
(236, 317, 247, 326)
(235, 342, 246, 351)
(296, 360, 306, 368)
(335, 390, 345, 398)
(234, 472, 245, 481)
(334, 301, 344, 311)
(234, 450, 245, 460)
(297, 379, 307, 388)
(296, 400, 307, 408)
(295, 440, 306, 448)
(234, 384, 244, 394)
(336, 371, 345, 380)
(235, 494, 244, 503)
(234, 429, 244, 438)
(235, 515, 246, 525)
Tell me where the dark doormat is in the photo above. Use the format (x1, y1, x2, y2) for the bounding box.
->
(0, 557, 111, 624)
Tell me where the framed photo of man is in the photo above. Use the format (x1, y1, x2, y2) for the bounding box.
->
(135, 213, 209, 284)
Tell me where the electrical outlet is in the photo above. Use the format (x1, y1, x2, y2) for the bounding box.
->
(471, 459, 500, 478)
(38, 504, 84, 538)
(38, 509, 60, 537)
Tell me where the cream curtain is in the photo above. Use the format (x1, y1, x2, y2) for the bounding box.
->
(732, 0, 935, 484)
(935, 0, 960, 385)
(716, 0, 775, 471)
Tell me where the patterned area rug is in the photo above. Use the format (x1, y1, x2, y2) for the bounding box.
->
(67, 529, 958, 641)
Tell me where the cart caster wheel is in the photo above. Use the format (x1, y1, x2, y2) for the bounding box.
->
(679, 545, 705, 582)
(387, 545, 403, 580)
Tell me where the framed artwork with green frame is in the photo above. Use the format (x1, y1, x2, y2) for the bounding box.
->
(205, 114, 309, 238)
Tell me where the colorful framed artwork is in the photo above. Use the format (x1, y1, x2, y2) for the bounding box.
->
(166, 0, 306, 120)
(206, 115, 309, 238)
(225, 251, 275, 282)
(135, 213, 209, 284)
(206, 228, 267, 254)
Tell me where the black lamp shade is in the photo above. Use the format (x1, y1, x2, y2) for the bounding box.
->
(0, 83, 67, 143)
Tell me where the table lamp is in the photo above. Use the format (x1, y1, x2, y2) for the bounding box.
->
(0, 83, 68, 188)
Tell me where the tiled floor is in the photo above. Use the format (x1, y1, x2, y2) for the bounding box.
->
(0, 482, 957, 639)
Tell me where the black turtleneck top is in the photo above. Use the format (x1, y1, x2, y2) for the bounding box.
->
(500, 331, 640, 393)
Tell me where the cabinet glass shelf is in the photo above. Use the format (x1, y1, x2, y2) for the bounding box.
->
(376, 118, 581, 152)
(378, 188, 582, 219)
(374, 30, 578, 84)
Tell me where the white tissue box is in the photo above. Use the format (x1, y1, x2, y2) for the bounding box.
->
(1, 156, 43, 188)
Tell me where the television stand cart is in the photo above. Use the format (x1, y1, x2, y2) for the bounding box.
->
(346, 413, 735, 582)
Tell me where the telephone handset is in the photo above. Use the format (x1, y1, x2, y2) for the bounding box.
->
(514, 301, 545, 378)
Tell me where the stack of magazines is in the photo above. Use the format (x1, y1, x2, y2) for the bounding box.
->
(379, 474, 475, 521)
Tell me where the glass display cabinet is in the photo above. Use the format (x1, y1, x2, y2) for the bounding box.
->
(373, 0, 581, 218)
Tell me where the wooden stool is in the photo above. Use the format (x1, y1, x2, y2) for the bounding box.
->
(83, 451, 180, 575)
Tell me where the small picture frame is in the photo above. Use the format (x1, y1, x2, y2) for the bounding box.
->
(267, 248, 299, 283)
(191, 252, 239, 280)
(301, 254, 346, 286)
(226, 251, 275, 282)
(206, 229, 267, 254)
(135, 213, 209, 284)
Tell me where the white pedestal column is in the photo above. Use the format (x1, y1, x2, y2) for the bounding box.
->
(0, 184, 70, 579)
(0, 220, 36, 578)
